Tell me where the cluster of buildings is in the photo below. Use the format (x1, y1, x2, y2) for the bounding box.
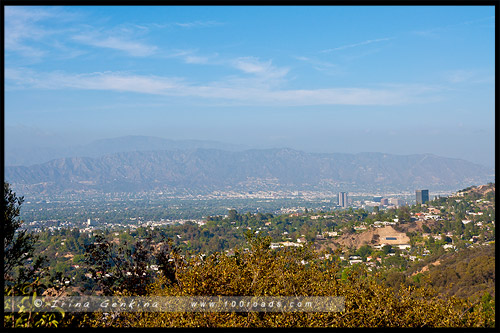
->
(416, 189, 430, 204)
(340, 189, 431, 210)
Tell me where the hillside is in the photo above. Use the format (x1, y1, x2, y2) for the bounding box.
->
(408, 243, 495, 300)
(323, 226, 410, 250)
(458, 183, 496, 197)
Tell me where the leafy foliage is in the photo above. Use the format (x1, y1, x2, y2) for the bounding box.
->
(3, 182, 40, 284)
(4, 182, 61, 328)
(74, 234, 493, 328)
(83, 232, 179, 295)
(408, 243, 495, 301)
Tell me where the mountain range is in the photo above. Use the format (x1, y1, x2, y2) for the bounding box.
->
(4, 136, 495, 196)
(4, 135, 249, 167)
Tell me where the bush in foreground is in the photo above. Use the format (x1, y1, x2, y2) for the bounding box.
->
(71, 234, 494, 328)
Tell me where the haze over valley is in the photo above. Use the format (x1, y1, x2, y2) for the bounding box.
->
(5, 135, 495, 198)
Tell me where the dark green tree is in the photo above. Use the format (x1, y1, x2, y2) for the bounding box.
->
(227, 209, 239, 222)
(84, 233, 180, 295)
(4, 182, 61, 328)
(397, 206, 412, 223)
(382, 244, 393, 255)
(3, 182, 40, 284)
(422, 224, 431, 233)
(356, 245, 372, 260)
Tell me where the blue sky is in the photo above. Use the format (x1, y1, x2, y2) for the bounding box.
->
(4, 5, 495, 167)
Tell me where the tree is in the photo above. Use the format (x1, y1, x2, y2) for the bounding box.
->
(3, 182, 39, 284)
(4, 182, 61, 328)
(398, 206, 412, 223)
(382, 244, 392, 255)
(83, 233, 179, 295)
(356, 245, 372, 259)
(443, 236, 453, 244)
(227, 209, 239, 222)
(422, 224, 431, 233)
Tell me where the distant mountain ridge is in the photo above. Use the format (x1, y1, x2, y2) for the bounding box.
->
(5, 147, 495, 196)
(4, 135, 250, 167)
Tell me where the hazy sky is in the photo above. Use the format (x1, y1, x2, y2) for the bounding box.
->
(4, 6, 495, 167)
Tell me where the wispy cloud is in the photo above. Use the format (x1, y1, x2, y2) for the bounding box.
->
(321, 37, 393, 53)
(184, 55, 210, 64)
(5, 6, 159, 59)
(412, 15, 495, 38)
(5, 7, 222, 62)
(230, 57, 290, 83)
(165, 49, 217, 65)
(4, 6, 61, 59)
(5, 68, 181, 94)
(72, 33, 157, 57)
(148, 20, 224, 29)
(293, 56, 339, 74)
(223, 57, 291, 90)
(173, 20, 223, 28)
(5, 68, 442, 107)
(443, 69, 494, 85)
(446, 70, 476, 84)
